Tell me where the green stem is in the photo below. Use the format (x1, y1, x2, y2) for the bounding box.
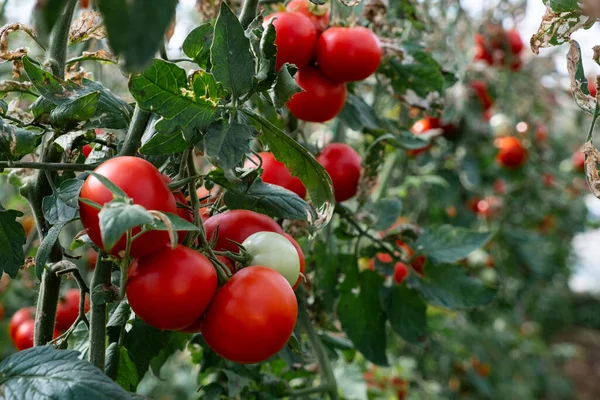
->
(34, 263, 62, 346)
(586, 103, 600, 143)
(293, 292, 339, 400)
(373, 151, 403, 201)
(0, 161, 98, 171)
(46, 0, 77, 78)
(89, 251, 114, 370)
(118, 105, 151, 156)
(239, 0, 260, 29)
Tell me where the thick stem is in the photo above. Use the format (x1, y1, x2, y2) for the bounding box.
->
(47, 0, 77, 78)
(33, 264, 62, 346)
(89, 252, 113, 370)
(118, 106, 151, 157)
(239, 0, 260, 29)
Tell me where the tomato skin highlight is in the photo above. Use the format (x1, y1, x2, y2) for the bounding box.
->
(317, 143, 362, 202)
(316, 27, 382, 82)
(287, 66, 347, 123)
(127, 245, 218, 330)
(284, 233, 306, 290)
(285, 0, 329, 33)
(55, 289, 90, 331)
(79, 156, 177, 258)
(201, 266, 298, 364)
(266, 12, 317, 71)
(495, 136, 527, 168)
(245, 152, 306, 198)
(204, 210, 284, 253)
(8, 306, 35, 340)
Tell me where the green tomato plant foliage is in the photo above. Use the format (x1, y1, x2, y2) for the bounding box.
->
(0, 0, 596, 399)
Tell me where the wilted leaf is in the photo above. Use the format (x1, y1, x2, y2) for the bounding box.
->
(531, 6, 595, 54)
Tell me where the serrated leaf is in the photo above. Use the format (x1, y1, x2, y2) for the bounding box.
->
(338, 271, 388, 366)
(366, 199, 402, 231)
(0, 118, 43, 161)
(99, 202, 154, 252)
(204, 120, 255, 170)
(97, 0, 177, 72)
(531, 7, 595, 54)
(0, 346, 131, 400)
(211, 3, 255, 97)
(0, 208, 26, 278)
(416, 225, 491, 264)
(42, 179, 84, 225)
(271, 64, 301, 108)
(49, 91, 100, 129)
(381, 284, 427, 343)
(35, 221, 67, 280)
(182, 23, 213, 69)
(413, 265, 497, 309)
(129, 60, 220, 144)
(242, 110, 334, 231)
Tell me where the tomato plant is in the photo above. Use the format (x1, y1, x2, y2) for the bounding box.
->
(266, 11, 317, 71)
(285, 0, 329, 33)
(246, 152, 306, 198)
(316, 143, 361, 202)
(242, 231, 301, 286)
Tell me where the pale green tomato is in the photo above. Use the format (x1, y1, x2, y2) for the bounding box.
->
(242, 231, 300, 286)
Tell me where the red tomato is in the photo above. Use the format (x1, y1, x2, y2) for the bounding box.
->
(315, 27, 382, 82)
(127, 245, 217, 330)
(8, 306, 35, 340)
(573, 150, 585, 172)
(12, 320, 59, 350)
(55, 289, 91, 331)
(506, 29, 523, 54)
(368, 252, 393, 270)
(495, 137, 527, 168)
(245, 152, 306, 198)
(285, 0, 329, 33)
(196, 185, 215, 220)
(407, 117, 439, 156)
(589, 77, 597, 97)
(284, 233, 306, 290)
(473, 196, 502, 218)
(287, 66, 347, 122)
(470, 80, 494, 111)
(79, 156, 177, 258)
(201, 266, 298, 364)
(265, 12, 317, 71)
(474, 44, 494, 65)
(397, 241, 425, 276)
(85, 248, 98, 270)
(204, 210, 283, 253)
(394, 263, 409, 284)
(160, 174, 194, 236)
(82, 144, 93, 158)
(316, 143, 361, 202)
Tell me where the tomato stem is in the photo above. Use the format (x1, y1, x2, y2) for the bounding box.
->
(118, 105, 151, 157)
(239, 0, 260, 29)
(89, 251, 114, 370)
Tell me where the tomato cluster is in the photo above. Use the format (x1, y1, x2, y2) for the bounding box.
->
(474, 24, 524, 71)
(268, 0, 382, 122)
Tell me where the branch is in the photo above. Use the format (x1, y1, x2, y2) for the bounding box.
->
(89, 251, 114, 370)
(47, 0, 77, 78)
(118, 105, 151, 156)
(240, 0, 260, 29)
(51, 266, 91, 347)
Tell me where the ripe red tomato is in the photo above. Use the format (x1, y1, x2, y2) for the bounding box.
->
(284, 233, 306, 290)
(408, 117, 440, 156)
(9, 306, 35, 340)
(12, 319, 60, 350)
(573, 150, 585, 172)
(204, 210, 284, 253)
(55, 289, 91, 331)
(79, 156, 177, 258)
(315, 27, 382, 82)
(470, 80, 494, 111)
(316, 143, 361, 202)
(201, 266, 298, 364)
(368, 252, 393, 270)
(506, 29, 523, 54)
(245, 152, 306, 198)
(82, 144, 92, 158)
(471, 196, 503, 218)
(196, 185, 215, 220)
(495, 137, 527, 168)
(127, 245, 218, 330)
(394, 262, 409, 284)
(265, 12, 317, 71)
(85, 248, 98, 270)
(397, 241, 426, 276)
(287, 66, 347, 122)
(285, 0, 329, 33)
(589, 77, 597, 97)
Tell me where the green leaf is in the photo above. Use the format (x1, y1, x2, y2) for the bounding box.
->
(207, 171, 313, 221)
(548, 0, 580, 13)
(366, 199, 402, 231)
(381, 285, 427, 343)
(255, 21, 278, 91)
(54, 130, 89, 152)
(35, 221, 67, 280)
(0, 208, 26, 278)
(182, 23, 214, 69)
(49, 91, 100, 129)
(0, 118, 43, 161)
(123, 317, 171, 378)
(139, 128, 187, 155)
(310, 240, 345, 313)
(338, 94, 381, 131)
(416, 225, 491, 264)
(271, 64, 302, 108)
(370, 132, 429, 151)
(204, 120, 256, 170)
(145, 212, 200, 232)
(413, 265, 497, 309)
(97, 0, 178, 72)
(210, 2, 255, 97)
(42, 179, 84, 225)
(99, 202, 154, 251)
(567, 41, 595, 114)
(0, 346, 131, 399)
(531, 7, 594, 54)
(88, 172, 127, 198)
(223, 369, 252, 397)
(338, 271, 388, 366)
(23, 57, 133, 129)
(242, 110, 335, 231)
(110, 345, 140, 392)
(129, 60, 220, 144)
